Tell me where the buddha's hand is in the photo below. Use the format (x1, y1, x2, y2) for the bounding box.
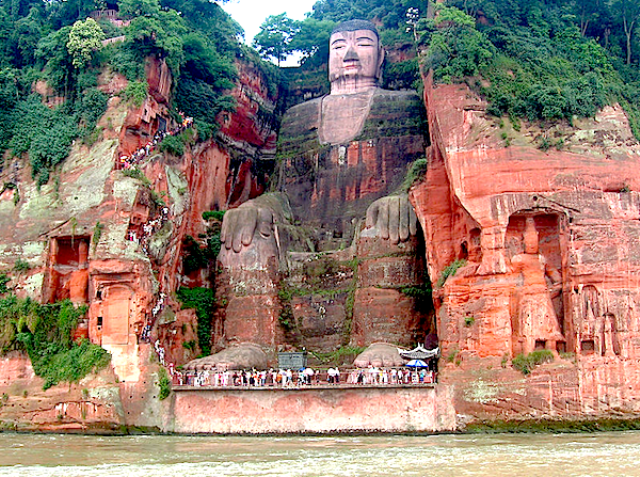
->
(220, 203, 275, 253)
(365, 194, 417, 244)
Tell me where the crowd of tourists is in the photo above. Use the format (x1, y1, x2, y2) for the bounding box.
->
(117, 112, 193, 170)
(173, 366, 436, 388)
(126, 205, 169, 254)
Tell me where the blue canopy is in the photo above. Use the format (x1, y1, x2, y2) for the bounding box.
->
(405, 359, 428, 368)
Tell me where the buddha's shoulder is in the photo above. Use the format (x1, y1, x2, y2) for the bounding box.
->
(372, 88, 421, 101)
(369, 88, 424, 114)
(358, 89, 426, 140)
(278, 98, 322, 146)
(282, 98, 322, 124)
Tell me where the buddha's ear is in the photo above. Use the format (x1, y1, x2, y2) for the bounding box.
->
(376, 46, 385, 80)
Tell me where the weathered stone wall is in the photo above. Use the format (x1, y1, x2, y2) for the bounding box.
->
(170, 385, 456, 434)
(412, 73, 640, 424)
(0, 352, 125, 432)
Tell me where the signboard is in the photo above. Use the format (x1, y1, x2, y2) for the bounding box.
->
(278, 352, 307, 369)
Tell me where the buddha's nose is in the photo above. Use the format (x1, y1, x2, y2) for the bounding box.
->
(344, 47, 359, 62)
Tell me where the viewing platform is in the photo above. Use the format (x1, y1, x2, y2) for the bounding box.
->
(170, 380, 453, 435)
(173, 382, 437, 392)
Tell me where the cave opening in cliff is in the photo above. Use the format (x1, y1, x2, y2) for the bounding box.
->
(581, 340, 595, 354)
(46, 236, 90, 304)
(55, 237, 89, 267)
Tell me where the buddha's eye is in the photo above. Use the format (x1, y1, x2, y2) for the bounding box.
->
(356, 37, 376, 47)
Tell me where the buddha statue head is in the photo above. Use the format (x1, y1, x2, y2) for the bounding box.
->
(328, 19, 385, 95)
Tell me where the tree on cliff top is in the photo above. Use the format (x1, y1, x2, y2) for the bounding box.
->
(610, 0, 640, 65)
(118, 0, 161, 18)
(253, 13, 299, 65)
(67, 18, 105, 69)
(289, 18, 335, 65)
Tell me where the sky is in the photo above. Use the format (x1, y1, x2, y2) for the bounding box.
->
(221, 0, 319, 65)
(221, 0, 318, 44)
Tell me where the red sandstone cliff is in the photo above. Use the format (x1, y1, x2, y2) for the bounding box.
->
(3, 45, 640, 433)
(412, 72, 640, 423)
(0, 54, 281, 432)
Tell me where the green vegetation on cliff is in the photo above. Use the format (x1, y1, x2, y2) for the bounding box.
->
(261, 0, 640, 138)
(176, 287, 215, 356)
(0, 295, 110, 389)
(0, 0, 256, 184)
(421, 1, 640, 136)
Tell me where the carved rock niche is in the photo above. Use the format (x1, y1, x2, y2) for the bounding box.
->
(506, 211, 567, 356)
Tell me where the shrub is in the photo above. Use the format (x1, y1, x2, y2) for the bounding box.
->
(512, 349, 554, 375)
(79, 88, 108, 130)
(401, 158, 428, 191)
(383, 57, 419, 90)
(202, 210, 225, 222)
(108, 45, 145, 81)
(176, 287, 215, 356)
(157, 367, 171, 400)
(0, 296, 110, 389)
(182, 340, 196, 351)
(123, 80, 148, 107)
(446, 347, 459, 363)
(122, 167, 152, 187)
(13, 259, 30, 272)
(92, 221, 104, 252)
(0, 275, 9, 295)
(436, 259, 467, 287)
(8, 95, 79, 185)
(400, 283, 434, 313)
(181, 235, 209, 275)
(159, 135, 184, 157)
(539, 135, 552, 151)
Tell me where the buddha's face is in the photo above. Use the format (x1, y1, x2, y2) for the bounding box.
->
(328, 29, 384, 93)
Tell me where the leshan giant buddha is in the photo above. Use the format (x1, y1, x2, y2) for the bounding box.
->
(206, 20, 431, 368)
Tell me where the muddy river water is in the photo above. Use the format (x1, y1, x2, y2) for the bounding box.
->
(0, 430, 639, 476)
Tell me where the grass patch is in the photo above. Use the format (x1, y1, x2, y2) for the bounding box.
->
(512, 349, 554, 375)
(311, 346, 366, 366)
(446, 347, 459, 364)
(466, 417, 640, 434)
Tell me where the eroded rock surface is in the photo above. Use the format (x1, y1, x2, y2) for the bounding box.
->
(412, 74, 640, 421)
(0, 53, 281, 431)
